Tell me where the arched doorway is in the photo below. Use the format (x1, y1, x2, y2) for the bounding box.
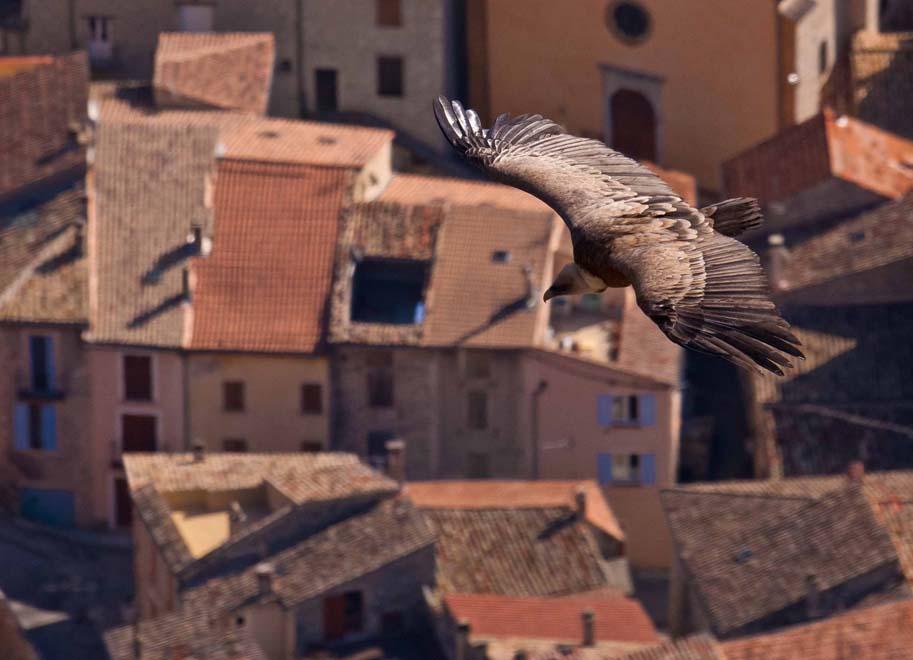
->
(610, 89, 657, 162)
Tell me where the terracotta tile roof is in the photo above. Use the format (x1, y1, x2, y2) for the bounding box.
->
(330, 200, 555, 348)
(722, 599, 913, 660)
(851, 31, 913, 142)
(154, 33, 274, 114)
(0, 181, 87, 324)
(0, 56, 52, 78)
(103, 607, 266, 660)
(445, 592, 659, 645)
(182, 497, 434, 611)
(723, 111, 913, 204)
(189, 159, 350, 353)
(619, 635, 725, 660)
(421, 505, 625, 597)
(0, 52, 87, 198)
(406, 480, 624, 541)
(99, 90, 393, 169)
(0, 590, 38, 660)
(124, 452, 397, 503)
(663, 477, 911, 636)
(778, 192, 913, 294)
(131, 484, 195, 574)
(88, 121, 217, 347)
(380, 173, 552, 213)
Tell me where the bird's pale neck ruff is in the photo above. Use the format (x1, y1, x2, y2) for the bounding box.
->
(578, 265, 608, 291)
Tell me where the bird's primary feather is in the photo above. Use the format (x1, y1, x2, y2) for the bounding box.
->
(433, 96, 803, 375)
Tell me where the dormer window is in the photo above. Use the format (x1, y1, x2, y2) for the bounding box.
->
(351, 258, 427, 325)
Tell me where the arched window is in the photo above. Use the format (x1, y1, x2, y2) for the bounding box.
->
(610, 89, 656, 162)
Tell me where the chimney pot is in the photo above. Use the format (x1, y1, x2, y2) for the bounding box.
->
(847, 460, 865, 483)
(255, 563, 275, 597)
(192, 444, 205, 463)
(385, 439, 406, 486)
(582, 609, 595, 646)
(574, 486, 587, 518)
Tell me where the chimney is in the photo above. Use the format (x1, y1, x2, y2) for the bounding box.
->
(456, 619, 471, 660)
(847, 460, 865, 483)
(385, 438, 406, 486)
(228, 500, 247, 528)
(255, 563, 275, 598)
(182, 267, 191, 300)
(188, 224, 203, 253)
(192, 444, 205, 463)
(581, 609, 595, 647)
(765, 234, 789, 293)
(805, 573, 821, 618)
(574, 485, 587, 519)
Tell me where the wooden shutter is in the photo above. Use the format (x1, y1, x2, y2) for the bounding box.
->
(597, 394, 614, 427)
(640, 453, 657, 485)
(40, 405, 57, 450)
(14, 403, 29, 450)
(597, 453, 613, 485)
(639, 394, 656, 426)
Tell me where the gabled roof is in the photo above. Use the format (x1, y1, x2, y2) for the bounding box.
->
(444, 592, 659, 645)
(0, 52, 87, 199)
(618, 634, 724, 660)
(103, 606, 266, 660)
(154, 33, 274, 114)
(189, 159, 351, 353)
(722, 599, 913, 660)
(0, 181, 86, 324)
(406, 480, 624, 541)
(722, 111, 913, 205)
(182, 497, 434, 611)
(663, 476, 911, 636)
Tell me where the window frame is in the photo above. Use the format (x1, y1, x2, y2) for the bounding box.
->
(223, 380, 246, 412)
(122, 354, 154, 402)
(467, 389, 489, 431)
(300, 383, 323, 415)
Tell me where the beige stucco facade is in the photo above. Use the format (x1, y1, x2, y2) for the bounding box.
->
(187, 353, 330, 453)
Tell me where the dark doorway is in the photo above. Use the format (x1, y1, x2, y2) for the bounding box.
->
(114, 477, 132, 527)
(611, 89, 657, 162)
(121, 414, 157, 453)
(315, 69, 338, 114)
(324, 591, 364, 640)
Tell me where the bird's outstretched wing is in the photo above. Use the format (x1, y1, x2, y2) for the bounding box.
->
(434, 96, 803, 375)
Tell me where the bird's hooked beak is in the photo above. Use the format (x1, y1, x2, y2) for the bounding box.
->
(543, 285, 564, 302)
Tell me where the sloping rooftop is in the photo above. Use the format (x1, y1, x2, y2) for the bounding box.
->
(124, 452, 397, 503)
(0, 52, 87, 199)
(0, 181, 86, 324)
(406, 480, 624, 541)
(103, 606, 266, 660)
(154, 32, 274, 114)
(851, 30, 913, 143)
(663, 474, 913, 636)
(444, 592, 659, 646)
(722, 598, 913, 660)
(88, 120, 217, 347)
(380, 173, 552, 212)
(189, 159, 351, 353)
(618, 635, 724, 660)
(421, 505, 623, 597)
(182, 497, 434, 611)
(722, 110, 913, 206)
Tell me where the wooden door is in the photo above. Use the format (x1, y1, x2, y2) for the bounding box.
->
(115, 477, 132, 527)
(611, 89, 657, 162)
(323, 594, 347, 641)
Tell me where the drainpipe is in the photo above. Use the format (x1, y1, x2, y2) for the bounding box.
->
(295, 0, 306, 115)
(530, 380, 548, 479)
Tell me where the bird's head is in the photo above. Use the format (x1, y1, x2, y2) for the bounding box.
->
(543, 263, 605, 302)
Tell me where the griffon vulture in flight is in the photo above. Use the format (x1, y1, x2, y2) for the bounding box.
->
(433, 97, 803, 376)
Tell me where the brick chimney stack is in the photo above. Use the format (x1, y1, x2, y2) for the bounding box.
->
(582, 609, 595, 646)
(385, 439, 406, 486)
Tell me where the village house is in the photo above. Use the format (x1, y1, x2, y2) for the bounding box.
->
(662, 467, 913, 639)
(123, 451, 438, 657)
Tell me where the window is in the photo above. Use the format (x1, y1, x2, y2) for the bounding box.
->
(376, 0, 401, 26)
(597, 393, 656, 427)
(222, 438, 248, 453)
(611, 88, 656, 161)
(491, 250, 511, 263)
(178, 4, 214, 32)
(467, 390, 488, 430)
(607, 2, 651, 43)
(86, 16, 113, 64)
(466, 451, 491, 478)
(464, 351, 491, 379)
(818, 40, 828, 74)
(377, 56, 404, 97)
(612, 395, 639, 424)
(301, 383, 323, 414)
(352, 258, 426, 324)
(123, 355, 152, 401)
(121, 414, 157, 452)
(315, 69, 338, 114)
(367, 431, 394, 469)
(223, 381, 245, 412)
(367, 369, 394, 408)
(323, 591, 364, 640)
(29, 335, 54, 392)
(14, 403, 57, 451)
(597, 452, 656, 485)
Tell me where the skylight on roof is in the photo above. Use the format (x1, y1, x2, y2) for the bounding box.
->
(848, 230, 866, 243)
(491, 250, 511, 263)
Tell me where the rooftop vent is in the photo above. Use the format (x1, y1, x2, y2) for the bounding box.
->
(848, 230, 866, 243)
(491, 250, 511, 263)
(734, 548, 753, 563)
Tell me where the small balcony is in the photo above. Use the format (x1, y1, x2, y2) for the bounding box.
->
(15, 371, 65, 401)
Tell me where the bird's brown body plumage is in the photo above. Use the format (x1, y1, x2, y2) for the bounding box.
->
(433, 96, 803, 375)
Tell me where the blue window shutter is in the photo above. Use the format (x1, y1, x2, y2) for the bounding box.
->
(44, 337, 56, 390)
(640, 453, 657, 485)
(639, 394, 656, 427)
(597, 395, 614, 427)
(14, 403, 30, 450)
(597, 453, 613, 485)
(40, 405, 57, 451)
